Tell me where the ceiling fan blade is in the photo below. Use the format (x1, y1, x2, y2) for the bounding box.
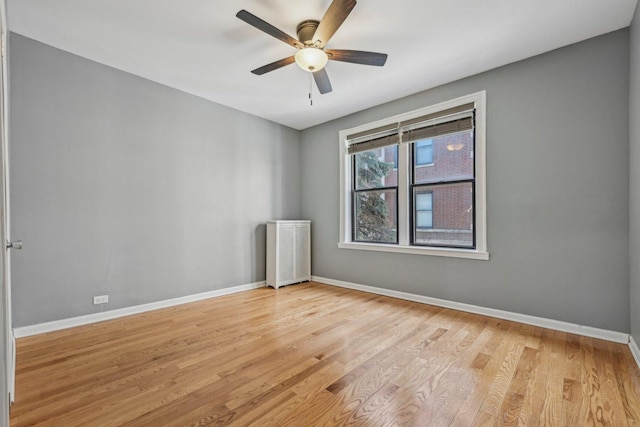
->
(326, 49, 388, 66)
(251, 56, 296, 75)
(312, 0, 357, 48)
(236, 10, 302, 49)
(313, 68, 333, 94)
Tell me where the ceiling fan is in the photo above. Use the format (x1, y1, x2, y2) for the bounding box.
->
(236, 0, 388, 95)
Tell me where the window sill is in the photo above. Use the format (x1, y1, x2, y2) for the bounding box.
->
(338, 241, 489, 260)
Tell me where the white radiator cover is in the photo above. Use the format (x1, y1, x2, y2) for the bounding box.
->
(266, 220, 311, 289)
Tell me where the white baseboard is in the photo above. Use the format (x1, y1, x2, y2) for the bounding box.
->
(312, 276, 630, 344)
(14, 276, 632, 348)
(13, 281, 266, 338)
(630, 336, 640, 369)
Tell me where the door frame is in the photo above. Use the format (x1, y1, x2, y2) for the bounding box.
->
(0, 0, 13, 416)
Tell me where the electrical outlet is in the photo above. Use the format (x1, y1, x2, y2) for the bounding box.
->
(93, 295, 109, 305)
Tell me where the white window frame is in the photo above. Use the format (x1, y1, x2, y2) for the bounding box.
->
(338, 91, 488, 260)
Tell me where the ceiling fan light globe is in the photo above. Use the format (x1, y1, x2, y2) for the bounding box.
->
(295, 48, 328, 72)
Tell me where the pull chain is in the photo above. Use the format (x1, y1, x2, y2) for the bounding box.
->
(308, 73, 313, 106)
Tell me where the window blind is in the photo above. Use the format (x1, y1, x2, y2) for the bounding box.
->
(347, 102, 475, 155)
(346, 124, 399, 155)
(401, 114, 474, 144)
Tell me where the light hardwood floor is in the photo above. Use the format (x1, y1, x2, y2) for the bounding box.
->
(10, 282, 640, 426)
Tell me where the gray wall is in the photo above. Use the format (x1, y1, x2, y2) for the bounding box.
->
(9, 34, 301, 327)
(301, 30, 631, 333)
(631, 4, 640, 345)
(8, 29, 634, 335)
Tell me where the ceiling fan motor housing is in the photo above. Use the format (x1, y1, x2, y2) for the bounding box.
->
(296, 20, 320, 45)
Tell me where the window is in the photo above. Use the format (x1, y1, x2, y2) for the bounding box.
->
(339, 91, 488, 260)
(415, 140, 433, 165)
(411, 130, 475, 249)
(414, 191, 433, 229)
(353, 145, 398, 243)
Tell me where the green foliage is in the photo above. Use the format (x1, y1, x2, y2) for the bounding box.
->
(355, 149, 396, 243)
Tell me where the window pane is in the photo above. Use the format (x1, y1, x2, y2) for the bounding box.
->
(415, 140, 433, 165)
(416, 211, 433, 228)
(415, 192, 433, 229)
(355, 145, 398, 190)
(415, 193, 432, 210)
(413, 182, 474, 248)
(414, 130, 474, 184)
(354, 189, 397, 243)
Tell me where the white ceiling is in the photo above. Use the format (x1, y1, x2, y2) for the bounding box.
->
(6, 0, 638, 130)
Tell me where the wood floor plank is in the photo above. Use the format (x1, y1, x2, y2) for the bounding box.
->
(496, 345, 537, 425)
(538, 330, 567, 426)
(10, 281, 640, 426)
(424, 317, 502, 426)
(403, 317, 497, 425)
(471, 323, 528, 425)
